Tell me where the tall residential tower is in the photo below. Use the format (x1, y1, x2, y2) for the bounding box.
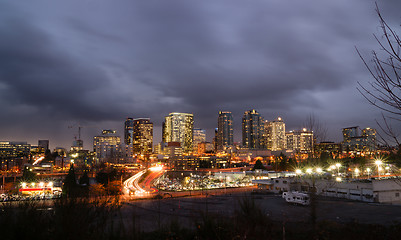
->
(193, 128, 206, 152)
(132, 118, 153, 155)
(124, 118, 134, 146)
(242, 109, 265, 149)
(217, 111, 234, 151)
(162, 112, 194, 153)
(265, 117, 286, 151)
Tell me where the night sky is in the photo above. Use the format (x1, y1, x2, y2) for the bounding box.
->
(1, 0, 401, 149)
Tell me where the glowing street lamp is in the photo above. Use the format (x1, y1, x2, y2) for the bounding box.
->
(295, 169, 302, 175)
(335, 163, 341, 176)
(385, 166, 390, 175)
(306, 168, 313, 174)
(375, 160, 383, 179)
(354, 168, 360, 178)
(316, 168, 323, 174)
(366, 168, 371, 178)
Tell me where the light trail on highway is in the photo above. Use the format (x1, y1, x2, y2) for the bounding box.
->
(123, 166, 165, 197)
(123, 170, 147, 195)
(32, 156, 45, 165)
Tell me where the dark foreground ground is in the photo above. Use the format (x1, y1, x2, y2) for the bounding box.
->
(2, 189, 401, 239)
(120, 189, 401, 232)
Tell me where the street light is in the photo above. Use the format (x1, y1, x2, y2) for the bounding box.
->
(354, 168, 360, 178)
(366, 168, 371, 178)
(295, 169, 302, 175)
(375, 160, 383, 179)
(316, 168, 322, 174)
(335, 163, 341, 176)
(385, 166, 390, 175)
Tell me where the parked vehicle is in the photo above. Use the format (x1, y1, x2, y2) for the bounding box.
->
(282, 191, 310, 205)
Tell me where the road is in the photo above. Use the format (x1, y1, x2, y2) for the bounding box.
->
(123, 170, 147, 196)
(123, 167, 164, 198)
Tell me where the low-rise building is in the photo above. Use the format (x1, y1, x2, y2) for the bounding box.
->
(253, 176, 401, 204)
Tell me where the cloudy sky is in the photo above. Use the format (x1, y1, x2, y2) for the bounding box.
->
(1, 0, 401, 149)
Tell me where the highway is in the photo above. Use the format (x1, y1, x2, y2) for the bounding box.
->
(123, 167, 164, 197)
(123, 170, 147, 196)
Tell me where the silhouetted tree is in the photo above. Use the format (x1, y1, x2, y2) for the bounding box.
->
(253, 159, 265, 170)
(63, 164, 77, 197)
(21, 166, 37, 182)
(357, 4, 401, 145)
(79, 170, 90, 186)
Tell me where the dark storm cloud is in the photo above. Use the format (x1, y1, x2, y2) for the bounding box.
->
(0, 0, 397, 147)
(0, 6, 117, 121)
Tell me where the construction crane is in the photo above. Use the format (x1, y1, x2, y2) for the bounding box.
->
(68, 124, 84, 152)
(68, 124, 82, 141)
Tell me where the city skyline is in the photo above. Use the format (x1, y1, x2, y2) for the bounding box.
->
(1, 1, 401, 149)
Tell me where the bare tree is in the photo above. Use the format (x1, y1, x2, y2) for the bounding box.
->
(357, 4, 401, 145)
(304, 113, 328, 143)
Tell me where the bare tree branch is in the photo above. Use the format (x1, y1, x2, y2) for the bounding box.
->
(357, 3, 401, 145)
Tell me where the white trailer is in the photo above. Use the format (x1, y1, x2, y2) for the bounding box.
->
(282, 191, 310, 205)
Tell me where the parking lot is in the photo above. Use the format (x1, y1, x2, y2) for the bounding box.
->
(120, 189, 401, 232)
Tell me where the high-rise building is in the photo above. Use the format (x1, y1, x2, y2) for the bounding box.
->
(265, 117, 286, 151)
(198, 142, 214, 154)
(343, 126, 358, 140)
(71, 139, 83, 152)
(132, 118, 153, 155)
(162, 112, 194, 153)
(0, 141, 30, 170)
(217, 111, 234, 151)
(286, 128, 314, 153)
(124, 118, 134, 145)
(93, 130, 121, 163)
(342, 126, 377, 154)
(362, 128, 377, 152)
(193, 128, 206, 152)
(242, 109, 265, 149)
(38, 140, 49, 151)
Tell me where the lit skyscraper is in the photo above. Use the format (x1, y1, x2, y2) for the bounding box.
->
(193, 128, 206, 152)
(217, 111, 233, 151)
(242, 109, 265, 149)
(124, 118, 134, 145)
(0, 141, 30, 170)
(343, 126, 358, 140)
(38, 140, 49, 151)
(162, 112, 194, 153)
(362, 127, 377, 152)
(342, 126, 377, 153)
(93, 130, 121, 163)
(132, 118, 153, 155)
(265, 117, 286, 151)
(286, 128, 314, 153)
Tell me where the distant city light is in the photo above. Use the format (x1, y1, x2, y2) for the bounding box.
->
(149, 166, 163, 172)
